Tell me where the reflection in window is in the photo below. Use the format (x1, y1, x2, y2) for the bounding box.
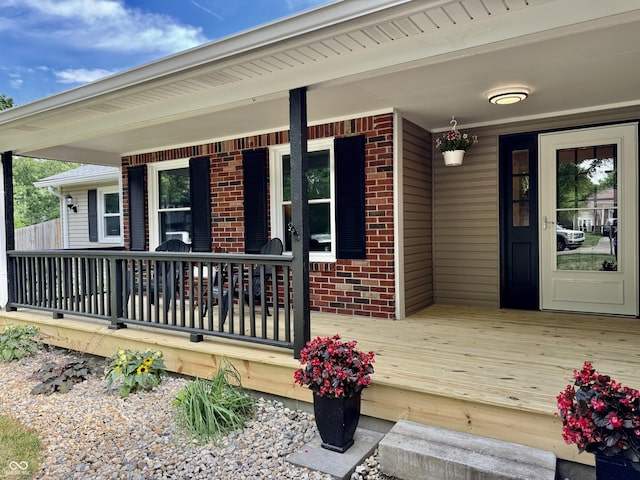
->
(103, 192, 121, 236)
(282, 151, 332, 252)
(98, 187, 121, 242)
(158, 168, 191, 244)
(556, 145, 618, 272)
(512, 150, 530, 226)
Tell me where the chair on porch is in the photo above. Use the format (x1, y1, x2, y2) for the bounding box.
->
(215, 238, 284, 325)
(243, 237, 284, 316)
(148, 239, 191, 311)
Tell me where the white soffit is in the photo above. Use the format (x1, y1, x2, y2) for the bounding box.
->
(1, 0, 639, 162)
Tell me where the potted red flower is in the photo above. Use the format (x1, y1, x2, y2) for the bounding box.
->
(557, 362, 640, 478)
(294, 334, 375, 453)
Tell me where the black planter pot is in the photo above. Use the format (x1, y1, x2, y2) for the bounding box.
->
(595, 453, 640, 480)
(313, 391, 361, 453)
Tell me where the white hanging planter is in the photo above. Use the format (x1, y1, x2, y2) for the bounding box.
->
(442, 149, 465, 167)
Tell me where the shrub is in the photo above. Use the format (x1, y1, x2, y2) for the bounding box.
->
(31, 355, 103, 395)
(0, 325, 40, 362)
(173, 358, 254, 443)
(104, 348, 166, 397)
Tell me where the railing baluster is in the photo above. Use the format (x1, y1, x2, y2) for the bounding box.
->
(6, 250, 295, 352)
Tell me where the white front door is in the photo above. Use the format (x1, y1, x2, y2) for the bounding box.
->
(539, 123, 638, 315)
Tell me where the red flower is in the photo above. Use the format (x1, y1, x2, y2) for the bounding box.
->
(609, 413, 623, 429)
(293, 335, 375, 398)
(557, 362, 640, 467)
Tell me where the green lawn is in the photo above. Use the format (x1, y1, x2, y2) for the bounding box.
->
(557, 253, 616, 271)
(0, 415, 41, 479)
(581, 232, 602, 248)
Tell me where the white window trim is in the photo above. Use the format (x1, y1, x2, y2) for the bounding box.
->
(97, 185, 122, 244)
(147, 158, 189, 250)
(269, 137, 336, 262)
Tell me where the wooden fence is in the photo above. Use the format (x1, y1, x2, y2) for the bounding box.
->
(15, 219, 61, 250)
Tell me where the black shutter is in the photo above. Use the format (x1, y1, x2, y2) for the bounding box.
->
(243, 149, 268, 253)
(335, 135, 366, 259)
(128, 165, 146, 251)
(189, 156, 212, 252)
(88, 189, 98, 242)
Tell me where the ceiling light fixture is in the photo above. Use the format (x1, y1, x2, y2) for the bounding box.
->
(487, 87, 530, 105)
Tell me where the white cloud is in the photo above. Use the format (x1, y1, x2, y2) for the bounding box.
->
(9, 73, 23, 88)
(3, 0, 208, 55)
(54, 68, 117, 84)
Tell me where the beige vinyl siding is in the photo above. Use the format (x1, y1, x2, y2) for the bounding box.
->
(433, 104, 640, 308)
(402, 118, 433, 315)
(433, 139, 499, 307)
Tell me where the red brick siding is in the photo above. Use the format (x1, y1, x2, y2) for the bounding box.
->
(121, 113, 395, 319)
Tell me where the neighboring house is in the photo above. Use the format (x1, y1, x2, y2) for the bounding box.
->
(0, 0, 639, 318)
(34, 165, 123, 249)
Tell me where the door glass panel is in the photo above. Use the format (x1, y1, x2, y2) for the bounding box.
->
(556, 145, 617, 271)
(512, 149, 530, 226)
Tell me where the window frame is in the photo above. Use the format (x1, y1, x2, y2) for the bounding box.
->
(147, 158, 191, 250)
(269, 137, 336, 262)
(97, 185, 122, 243)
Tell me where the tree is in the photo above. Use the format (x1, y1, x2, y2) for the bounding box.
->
(0, 94, 13, 110)
(13, 157, 77, 228)
(1, 93, 78, 227)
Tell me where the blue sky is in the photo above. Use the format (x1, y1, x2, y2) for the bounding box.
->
(0, 0, 333, 106)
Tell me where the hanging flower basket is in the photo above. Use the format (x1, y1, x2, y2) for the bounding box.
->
(442, 149, 465, 167)
(435, 118, 478, 167)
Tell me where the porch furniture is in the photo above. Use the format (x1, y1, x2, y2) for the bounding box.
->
(192, 264, 227, 319)
(238, 237, 284, 316)
(148, 239, 191, 312)
(222, 237, 284, 325)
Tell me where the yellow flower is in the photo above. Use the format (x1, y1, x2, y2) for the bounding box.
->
(143, 357, 153, 366)
(137, 365, 148, 375)
(114, 366, 120, 371)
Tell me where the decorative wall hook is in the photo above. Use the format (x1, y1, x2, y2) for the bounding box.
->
(287, 222, 300, 241)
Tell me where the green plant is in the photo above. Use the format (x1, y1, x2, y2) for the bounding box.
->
(0, 325, 40, 362)
(435, 128, 478, 153)
(31, 355, 102, 395)
(173, 358, 254, 443)
(294, 334, 375, 398)
(104, 348, 166, 397)
(0, 415, 41, 478)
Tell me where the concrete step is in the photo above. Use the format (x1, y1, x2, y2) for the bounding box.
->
(378, 420, 556, 480)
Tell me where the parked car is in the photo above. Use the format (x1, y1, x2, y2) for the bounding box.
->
(557, 225, 585, 251)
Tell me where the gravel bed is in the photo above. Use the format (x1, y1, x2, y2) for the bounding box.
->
(0, 349, 390, 479)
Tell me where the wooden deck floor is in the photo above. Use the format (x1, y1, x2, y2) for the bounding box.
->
(2, 304, 639, 466)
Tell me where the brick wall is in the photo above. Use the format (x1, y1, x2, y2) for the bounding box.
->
(122, 113, 396, 319)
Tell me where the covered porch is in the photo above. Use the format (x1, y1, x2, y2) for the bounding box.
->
(2, 303, 638, 467)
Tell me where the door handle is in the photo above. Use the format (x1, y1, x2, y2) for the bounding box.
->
(543, 216, 556, 230)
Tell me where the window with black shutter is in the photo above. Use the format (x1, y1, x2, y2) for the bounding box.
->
(335, 135, 366, 259)
(243, 149, 268, 253)
(88, 189, 98, 242)
(128, 165, 146, 251)
(189, 156, 211, 252)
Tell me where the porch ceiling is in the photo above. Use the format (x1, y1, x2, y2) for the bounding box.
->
(1, 0, 640, 165)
